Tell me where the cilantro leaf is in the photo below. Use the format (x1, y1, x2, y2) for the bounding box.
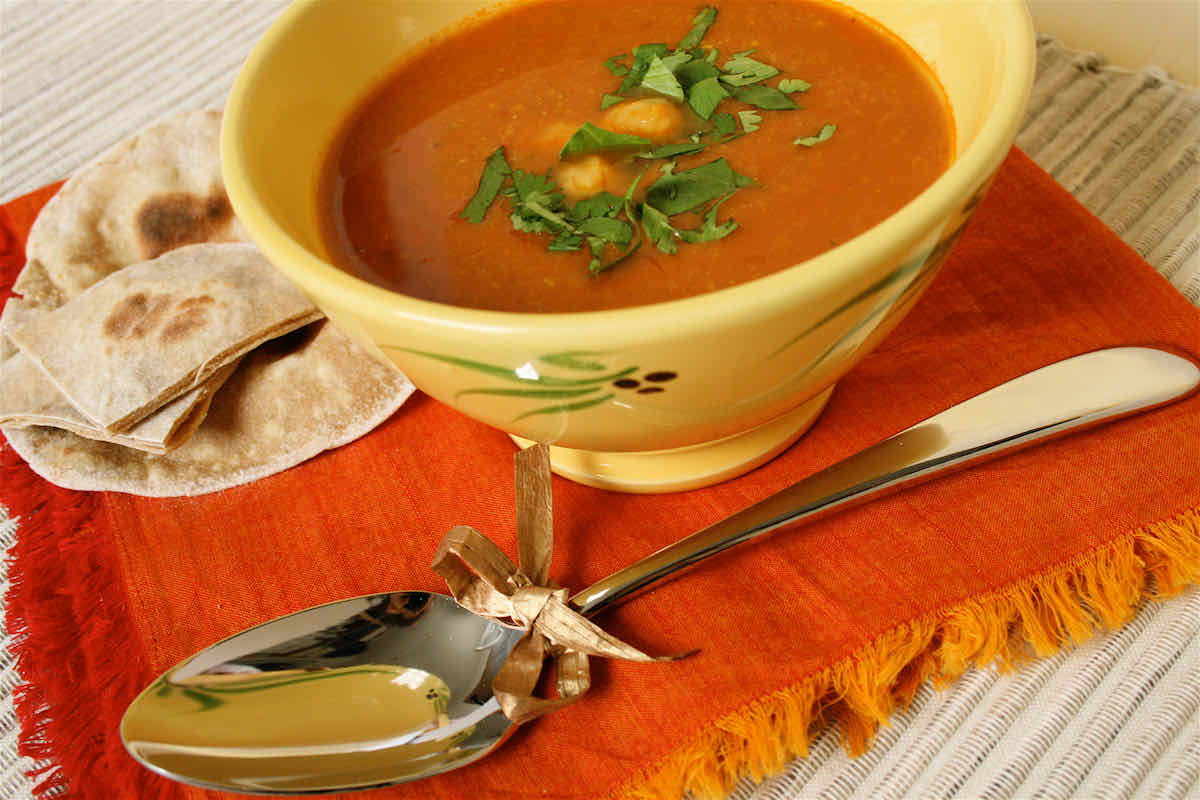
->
(618, 43, 669, 93)
(720, 51, 780, 86)
(779, 78, 812, 93)
(640, 55, 686, 102)
(460, 147, 511, 223)
(640, 204, 679, 254)
(687, 75, 728, 120)
(677, 6, 718, 51)
(604, 53, 630, 76)
(600, 94, 626, 110)
(559, 122, 652, 159)
(571, 191, 624, 221)
(549, 232, 584, 251)
(590, 196, 645, 273)
(509, 170, 570, 234)
(795, 122, 837, 146)
(642, 189, 741, 255)
(636, 141, 708, 160)
(585, 172, 649, 272)
(658, 51, 694, 72)
(579, 216, 634, 247)
(674, 57, 721, 88)
(677, 194, 739, 243)
(644, 158, 754, 215)
(711, 112, 738, 136)
(730, 84, 798, 110)
(511, 170, 560, 204)
(738, 110, 762, 133)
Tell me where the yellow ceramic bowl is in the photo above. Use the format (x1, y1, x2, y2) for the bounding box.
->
(222, 0, 1034, 492)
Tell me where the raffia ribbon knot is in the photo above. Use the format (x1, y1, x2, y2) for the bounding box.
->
(431, 444, 691, 725)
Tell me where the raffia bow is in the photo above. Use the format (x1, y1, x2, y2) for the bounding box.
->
(431, 444, 689, 725)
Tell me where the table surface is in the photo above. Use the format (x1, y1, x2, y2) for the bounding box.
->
(1, 3, 1198, 799)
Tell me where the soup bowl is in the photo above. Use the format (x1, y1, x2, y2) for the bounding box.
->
(222, 0, 1035, 492)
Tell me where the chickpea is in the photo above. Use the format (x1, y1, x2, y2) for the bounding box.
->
(602, 97, 686, 144)
(554, 155, 611, 200)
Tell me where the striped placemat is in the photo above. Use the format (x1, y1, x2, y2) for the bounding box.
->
(1, 4, 1197, 796)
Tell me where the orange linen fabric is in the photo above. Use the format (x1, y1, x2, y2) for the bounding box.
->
(3, 149, 1199, 800)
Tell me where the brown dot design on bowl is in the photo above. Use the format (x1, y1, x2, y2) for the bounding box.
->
(612, 371, 678, 394)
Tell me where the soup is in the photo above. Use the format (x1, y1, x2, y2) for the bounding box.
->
(319, 0, 954, 313)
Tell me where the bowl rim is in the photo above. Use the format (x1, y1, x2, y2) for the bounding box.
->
(222, 0, 1035, 338)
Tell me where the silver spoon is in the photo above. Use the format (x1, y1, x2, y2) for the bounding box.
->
(121, 346, 1198, 794)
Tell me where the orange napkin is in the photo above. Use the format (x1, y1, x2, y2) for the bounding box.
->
(3, 148, 1198, 800)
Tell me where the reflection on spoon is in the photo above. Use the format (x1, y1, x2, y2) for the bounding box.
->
(122, 347, 1200, 794)
(123, 593, 522, 792)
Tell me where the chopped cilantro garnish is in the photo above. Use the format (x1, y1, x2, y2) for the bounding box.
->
(644, 158, 753, 215)
(677, 193, 739, 244)
(637, 141, 709, 160)
(779, 78, 812, 93)
(795, 123, 837, 146)
(603, 54, 630, 76)
(711, 112, 738, 136)
(579, 216, 634, 247)
(459, 146, 511, 222)
(570, 191, 624, 221)
(618, 43, 669, 93)
(730, 84, 798, 110)
(460, 6, 836, 277)
(548, 232, 584, 251)
(687, 75, 728, 120)
(674, 58, 721, 88)
(720, 51, 779, 86)
(737, 110, 762, 133)
(677, 6, 718, 51)
(559, 122, 652, 159)
(639, 204, 679, 254)
(640, 55, 686, 102)
(508, 170, 570, 234)
(641, 189, 740, 254)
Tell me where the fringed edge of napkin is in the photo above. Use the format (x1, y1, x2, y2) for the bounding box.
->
(1, 440, 165, 800)
(609, 508, 1200, 800)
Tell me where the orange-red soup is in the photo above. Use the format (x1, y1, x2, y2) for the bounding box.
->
(320, 0, 954, 312)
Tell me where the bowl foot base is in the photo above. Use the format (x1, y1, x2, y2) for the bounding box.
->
(511, 385, 836, 493)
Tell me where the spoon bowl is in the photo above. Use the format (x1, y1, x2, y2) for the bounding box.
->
(122, 592, 522, 793)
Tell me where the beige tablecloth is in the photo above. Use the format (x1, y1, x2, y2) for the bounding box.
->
(1, 3, 1197, 797)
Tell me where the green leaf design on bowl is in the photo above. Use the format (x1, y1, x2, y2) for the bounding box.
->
(770, 219, 969, 364)
(391, 347, 638, 421)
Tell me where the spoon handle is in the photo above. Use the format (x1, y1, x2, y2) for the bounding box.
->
(569, 347, 1199, 617)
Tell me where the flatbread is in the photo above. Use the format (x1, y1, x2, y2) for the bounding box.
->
(1, 108, 415, 495)
(0, 297, 236, 452)
(7, 243, 323, 432)
(18, 109, 249, 304)
(0, 352, 237, 455)
(3, 321, 413, 496)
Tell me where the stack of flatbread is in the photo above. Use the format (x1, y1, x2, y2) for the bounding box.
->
(0, 110, 414, 496)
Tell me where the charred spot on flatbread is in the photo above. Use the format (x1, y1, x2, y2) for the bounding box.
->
(136, 189, 234, 259)
(101, 290, 217, 344)
(103, 292, 169, 339)
(160, 295, 217, 344)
